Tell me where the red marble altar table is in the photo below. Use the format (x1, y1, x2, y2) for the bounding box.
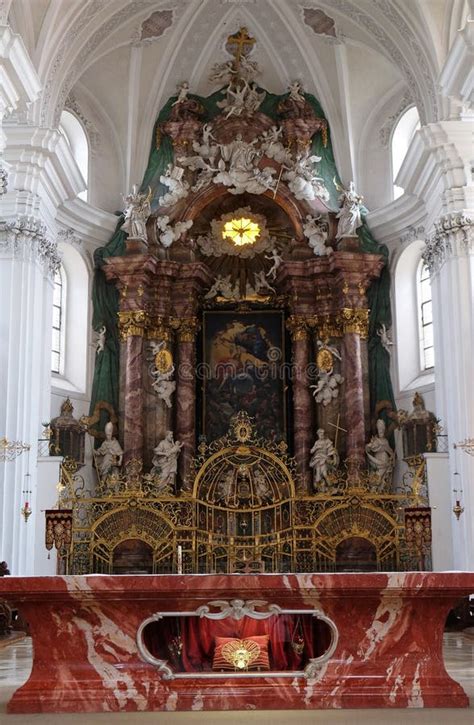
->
(0, 572, 473, 713)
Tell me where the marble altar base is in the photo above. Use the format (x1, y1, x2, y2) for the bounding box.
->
(0, 572, 472, 713)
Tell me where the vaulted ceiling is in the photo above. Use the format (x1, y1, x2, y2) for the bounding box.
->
(5, 0, 469, 213)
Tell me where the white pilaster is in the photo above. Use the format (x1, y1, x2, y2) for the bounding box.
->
(424, 452, 454, 571)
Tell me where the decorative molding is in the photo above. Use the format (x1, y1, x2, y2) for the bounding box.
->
(422, 213, 474, 275)
(0, 217, 60, 277)
(399, 225, 425, 245)
(195, 599, 282, 621)
(301, 6, 342, 45)
(64, 92, 101, 156)
(379, 92, 413, 147)
(57, 227, 82, 248)
(0, 163, 7, 194)
(117, 310, 149, 340)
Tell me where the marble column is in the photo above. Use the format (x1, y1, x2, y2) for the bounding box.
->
(118, 310, 148, 463)
(287, 316, 312, 492)
(340, 309, 369, 464)
(174, 318, 200, 490)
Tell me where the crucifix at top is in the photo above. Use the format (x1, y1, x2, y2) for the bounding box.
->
(227, 26, 256, 67)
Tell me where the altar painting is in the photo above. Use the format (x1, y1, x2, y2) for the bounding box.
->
(203, 311, 286, 441)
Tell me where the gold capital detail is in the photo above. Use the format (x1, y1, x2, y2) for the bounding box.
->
(286, 315, 310, 341)
(118, 310, 149, 341)
(340, 308, 369, 338)
(171, 317, 200, 342)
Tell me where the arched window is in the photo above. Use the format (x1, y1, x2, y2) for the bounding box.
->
(51, 267, 65, 374)
(59, 110, 89, 201)
(417, 261, 435, 370)
(391, 106, 420, 200)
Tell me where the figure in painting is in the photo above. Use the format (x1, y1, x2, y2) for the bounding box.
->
(121, 185, 152, 242)
(365, 419, 395, 487)
(95, 422, 123, 480)
(151, 431, 183, 489)
(309, 428, 339, 490)
(335, 180, 363, 240)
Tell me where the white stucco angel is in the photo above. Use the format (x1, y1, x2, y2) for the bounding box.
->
(260, 126, 291, 165)
(192, 123, 218, 159)
(172, 81, 190, 106)
(254, 270, 276, 295)
(335, 180, 364, 240)
(158, 164, 190, 207)
(309, 428, 339, 489)
(303, 214, 333, 256)
(366, 419, 395, 487)
(311, 371, 344, 407)
(377, 323, 394, 355)
(151, 431, 183, 488)
(264, 248, 283, 280)
(156, 216, 193, 248)
(95, 325, 106, 355)
(217, 79, 249, 118)
(205, 275, 239, 300)
(288, 80, 305, 103)
(121, 185, 152, 242)
(245, 82, 266, 114)
(284, 152, 330, 203)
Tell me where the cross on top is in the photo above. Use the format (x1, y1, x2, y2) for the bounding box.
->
(227, 26, 256, 64)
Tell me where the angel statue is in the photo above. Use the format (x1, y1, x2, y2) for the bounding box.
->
(264, 248, 283, 280)
(95, 422, 123, 480)
(121, 185, 152, 242)
(158, 163, 190, 207)
(254, 270, 276, 295)
(171, 81, 190, 106)
(366, 419, 395, 488)
(151, 431, 183, 489)
(335, 180, 364, 240)
(288, 80, 305, 103)
(303, 214, 333, 256)
(95, 325, 106, 355)
(310, 428, 339, 490)
(377, 323, 394, 356)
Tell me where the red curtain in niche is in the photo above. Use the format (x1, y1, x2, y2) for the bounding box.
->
(144, 614, 331, 672)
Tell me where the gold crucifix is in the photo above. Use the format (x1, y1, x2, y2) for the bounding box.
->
(328, 414, 347, 449)
(227, 26, 256, 65)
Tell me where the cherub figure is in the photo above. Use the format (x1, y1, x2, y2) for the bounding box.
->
(264, 248, 283, 280)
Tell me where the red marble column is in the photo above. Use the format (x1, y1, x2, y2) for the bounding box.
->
(117, 309, 149, 463)
(174, 319, 199, 490)
(341, 320, 367, 464)
(287, 316, 312, 492)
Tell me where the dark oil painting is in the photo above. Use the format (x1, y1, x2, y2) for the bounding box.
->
(202, 311, 286, 442)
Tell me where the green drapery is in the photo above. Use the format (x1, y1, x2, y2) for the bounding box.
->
(89, 86, 395, 434)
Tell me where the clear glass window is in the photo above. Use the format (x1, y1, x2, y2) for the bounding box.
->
(418, 261, 435, 370)
(51, 268, 64, 374)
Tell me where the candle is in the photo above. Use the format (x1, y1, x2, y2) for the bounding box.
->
(177, 545, 183, 575)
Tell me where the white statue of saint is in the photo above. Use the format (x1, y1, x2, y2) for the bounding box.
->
(335, 181, 363, 240)
(121, 185, 152, 242)
(151, 431, 183, 488)
(95, 422, 123, 479)
(264, 248, 283, 280)
(365, 419, 395, 486)
(309, 428, 339, 489)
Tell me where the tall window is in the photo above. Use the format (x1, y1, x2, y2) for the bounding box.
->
(51, 268, 64, 374)
(59, 110, 89, 201)
(418, 261, 434, 370)
(391, 106, 421, 200)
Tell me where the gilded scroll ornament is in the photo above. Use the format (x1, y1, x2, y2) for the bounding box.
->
(171, 317, 200, 342)
(286, 315, 309, 341)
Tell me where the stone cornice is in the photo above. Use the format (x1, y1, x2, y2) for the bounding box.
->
(0, 216, 60, 278)
(438, 20, 474, 108)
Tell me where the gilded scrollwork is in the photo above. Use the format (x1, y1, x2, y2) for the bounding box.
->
(118, 310, 150, 341)
(339, 308, 369, 338)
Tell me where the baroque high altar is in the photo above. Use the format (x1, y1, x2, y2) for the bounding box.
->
(61, 28, 426, 577)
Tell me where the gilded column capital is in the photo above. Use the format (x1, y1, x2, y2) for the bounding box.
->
(171, 316, 200, 342)
(339, 308, 369, 339)
(286, 315, 310, 341)
(118, 310, 149, 341)
(147, 316, 171, 342)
